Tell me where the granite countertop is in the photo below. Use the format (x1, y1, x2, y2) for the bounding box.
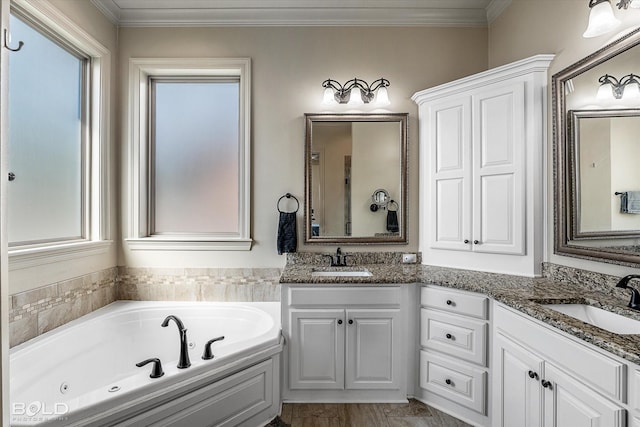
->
(280, 253, 640, 364)
(420, 265, 640, 365)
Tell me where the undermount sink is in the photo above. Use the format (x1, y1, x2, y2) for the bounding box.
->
(543, 304, 640, 335)
(311, 268, 373, 278)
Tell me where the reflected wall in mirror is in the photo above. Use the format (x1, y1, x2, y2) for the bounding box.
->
(554, 28, 640, 265)
(569, 109, 640, 239)
(304, 113, 408, 244)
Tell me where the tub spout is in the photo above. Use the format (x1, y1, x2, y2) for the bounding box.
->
(161, 315, 191, 369)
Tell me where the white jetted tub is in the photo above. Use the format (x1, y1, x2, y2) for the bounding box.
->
(10, 301, 282, 426)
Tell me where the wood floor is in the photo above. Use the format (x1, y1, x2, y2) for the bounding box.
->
(273, 399, 473, 427)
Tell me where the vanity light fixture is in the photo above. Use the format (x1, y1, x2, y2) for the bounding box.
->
(583, 0, 640, 38)
(596, 73, 640, 99)
(322, 78, 391, 106)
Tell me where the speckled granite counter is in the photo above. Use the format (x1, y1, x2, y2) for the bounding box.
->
(280, 252, 640, 365)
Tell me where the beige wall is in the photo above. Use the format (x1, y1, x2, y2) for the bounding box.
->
(118, 26, 488, 268)
(489, 0, 640, 275)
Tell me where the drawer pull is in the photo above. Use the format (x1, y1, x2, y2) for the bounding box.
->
(446, 300, 453, 305)
(337, 319, 343, 325)
(445, 333, 453, 340)
(473, 240, 480, 245)
(541, 380, 553, 390)
(528, 370, 539, 380)
(445, 379, 453, 386)
(463, 239, 469, 244)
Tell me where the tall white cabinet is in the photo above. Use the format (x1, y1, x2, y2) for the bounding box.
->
(412, 55, 554, 277)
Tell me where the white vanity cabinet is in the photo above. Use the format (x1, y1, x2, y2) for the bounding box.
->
(417, 285, 490, 427)
(281, 285, 409, 402)
(493, 303, 626, 427)
(412, 54, 554, 277)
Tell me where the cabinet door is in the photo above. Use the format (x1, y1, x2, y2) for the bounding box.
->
(289, 309, 344, 390)
(471, 81, 525, 255)
(345, 309, 401, 390)
(542, 363, 625, 427)
(493, 332, 544, 427)
(427, 96, 472, 251)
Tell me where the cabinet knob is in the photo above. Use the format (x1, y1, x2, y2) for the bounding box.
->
(445, 333, 453, 340)
(8, 172, 15, 182)
(446, 300, 453, 306)
(541, 380, 553, 389)
(528, 370, 539, 380)
(473, 240, 480, 245)
(463, 239, 469, 244)
(445, 379, 452, 386)
(348, 319, 353, 325)
(337, 319, 343, 325)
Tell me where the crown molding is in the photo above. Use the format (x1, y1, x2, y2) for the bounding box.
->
(90, 0, 508, 27)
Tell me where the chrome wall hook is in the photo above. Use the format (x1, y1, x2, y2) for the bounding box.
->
(4, 29, 24, 52)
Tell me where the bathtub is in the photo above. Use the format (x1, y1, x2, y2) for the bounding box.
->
(10, 301, 283, 426)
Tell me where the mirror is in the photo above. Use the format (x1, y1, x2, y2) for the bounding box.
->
(554, 28, 640, 265)
(304, 113, 408, 244)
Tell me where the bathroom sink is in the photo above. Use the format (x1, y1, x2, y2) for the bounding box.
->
(311, 268, 373, 277)
(543, 304, 640, 335)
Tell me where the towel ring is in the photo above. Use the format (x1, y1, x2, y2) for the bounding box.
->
(387, 200, 399, 211)
(277, 193, 299, 213)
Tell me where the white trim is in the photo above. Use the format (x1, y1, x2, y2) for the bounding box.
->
(125, 238, 252, 251)
(8, 0, 112, 264)
(90, 0, 503, 27)
(9, 240, 113, 271)
(126, 57, 252, 250)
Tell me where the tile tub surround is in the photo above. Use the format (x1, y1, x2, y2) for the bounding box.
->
(9, 267, 118, 347)
(117, 267, 282, 302)
(9, 267, 281, 348)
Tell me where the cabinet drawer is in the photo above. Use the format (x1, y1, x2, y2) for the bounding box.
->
(421, 286, 488, 319)
(421, 309, 487, 365)
(420, 350, 486, 414)
(288, 286, 401, 307)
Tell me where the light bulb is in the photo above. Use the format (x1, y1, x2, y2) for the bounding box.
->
(596, 82, 614, 99)
(375, 86, 390, 106)
(623, 82, 640, 99)
(322, 87, 336, 105)
(583, 1, 621, 38)
(348, 87, 364, 105)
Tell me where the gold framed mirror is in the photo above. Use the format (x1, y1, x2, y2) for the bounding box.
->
(304, 113, 408, 244)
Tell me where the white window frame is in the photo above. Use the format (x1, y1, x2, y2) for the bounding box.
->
(126, 58, 252, 251)
(8, 0, 112, 270)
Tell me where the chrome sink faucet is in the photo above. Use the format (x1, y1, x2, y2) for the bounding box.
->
(615, 275, 640, 310)
(161, 315, 191, 369)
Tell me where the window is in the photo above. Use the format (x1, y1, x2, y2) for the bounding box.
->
(8, 12, 87, 246)
(127, 59, 251, 250)
(7, 1, 111, 267)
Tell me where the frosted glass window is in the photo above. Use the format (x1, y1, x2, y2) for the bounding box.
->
(151, 80, 240, 234)
(7, 14, 86, 245)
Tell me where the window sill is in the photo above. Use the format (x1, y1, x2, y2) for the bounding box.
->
(9, 240, 114, 271)
(125, 237, 253, 251)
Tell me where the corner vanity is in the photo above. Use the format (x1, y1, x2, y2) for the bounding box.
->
(280, 255, 640, 427)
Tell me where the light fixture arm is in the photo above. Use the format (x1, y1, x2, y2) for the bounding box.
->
(616, 0, 634, 9)
(598, 73, 640, 99)
(589, 0, 612, 7)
